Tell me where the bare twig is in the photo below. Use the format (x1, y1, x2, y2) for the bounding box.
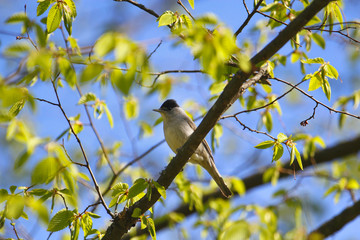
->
(235, 0, 264, 37)
(11, 222, 21, 240)
(35, 98, 59, 107)
(59, 25, 116, 175)
(114, 0, 160, 18)
(177, 0, 195, 21)
(50, 78, 114, 218)
(233, 115, 276, 140)
(300, 102, 319, 126)
(272, 77, 360, 121)
(242, 0, 250, 15)
(146, 40, 163, 60)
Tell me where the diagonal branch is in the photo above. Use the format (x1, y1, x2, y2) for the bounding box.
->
(103, 0, 335, 238)
(308, 198, 360, 238)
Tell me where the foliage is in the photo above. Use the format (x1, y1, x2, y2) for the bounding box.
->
(0, 0, 359, 239)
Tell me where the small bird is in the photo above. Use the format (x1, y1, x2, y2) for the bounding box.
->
(153, 99, 232, 198)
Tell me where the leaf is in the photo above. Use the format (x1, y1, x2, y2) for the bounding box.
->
(295, 146, 303, 170)
(80, 64, 103, 82)
(188, 0, 194, 9)
(47, 209, 75, 232)
(263, 111, 273, 132)
(157, 11, 176, 27)
(81, 213, 92, 237)
(308, 74, 322, 91)
(254, 140, 275, 149)
(31, 157, 59, 184)
(103, 104, 114, 128)
(290, 145, 296, 166)
(153, 181, 166, 199)
(124, 97, 139, 120)
(37, 0, 51, 16)
(147, 217, 156, 240)
(346, 179, 359, 190)
(6, 12, 29, 24)
(47, 4, 62, 33)
(324, 64, 338, 79)
(301, 58, 324, 64)
(127, 178, 148, 199)
(311, 33, 325, 49)
(231, 178, 246, 196)
(272, 144, 283, 162)
(78, 93, 97, 105)
(277, 133, 287, 143)
(321, 79, 331, 101)
(5, 195, 25, 220)
(131, 208, 142, 218)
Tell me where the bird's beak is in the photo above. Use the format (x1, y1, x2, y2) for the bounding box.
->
(153, 108, 163, 113)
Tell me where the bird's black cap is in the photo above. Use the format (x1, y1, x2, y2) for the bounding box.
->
(159, 99, 179, 111)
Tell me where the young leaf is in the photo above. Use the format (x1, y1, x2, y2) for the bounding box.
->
(272, 144, 283, 162)
(127, 178, 148, 199)
(124, 97, 139, 120)
(47, 4, 62, 33)
(301, 57, 324, 64)
(277, 133, 288, 143)
(295, 146, 303, 170)
(157, 11, 176, 27)
(37, 0, 51, 16)
(147, 217, 156, 240)
(103, 104, 114, 128)
(78, 92, 97, 105)
(188, 0, 194, 9)
(311, 33, 325, 49)
(254, 140, 275, 149)
(131, 208, 142, 218)
(47, 209, 75, 232)
(153, 181, 166, 200)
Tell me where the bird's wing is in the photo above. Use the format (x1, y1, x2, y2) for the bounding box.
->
(185, 115, 215, 162)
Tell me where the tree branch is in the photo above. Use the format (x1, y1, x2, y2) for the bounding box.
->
(308, 198, 360, 238)
(102, 0, 335, 238)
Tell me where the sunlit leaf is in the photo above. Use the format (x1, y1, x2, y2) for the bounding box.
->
(47, 209, 75, 232)
(47, 4, 62, 33)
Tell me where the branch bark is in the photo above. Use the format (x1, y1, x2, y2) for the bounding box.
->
(102, 0, 334, 239)
(308, 198, 360, 238)
(123, 135, 360, 239)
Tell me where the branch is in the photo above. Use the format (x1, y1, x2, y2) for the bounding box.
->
(103, 0, 335, 238)
(114, 0, 159, 18)
(234, 0, 264, 37)
(308, 199, 360, 238)
(125, 135, 360, 238)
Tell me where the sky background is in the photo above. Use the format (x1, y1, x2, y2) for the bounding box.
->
(0, 0, 360, 239)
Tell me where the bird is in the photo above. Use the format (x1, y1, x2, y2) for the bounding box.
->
(153, 99, 232, 198)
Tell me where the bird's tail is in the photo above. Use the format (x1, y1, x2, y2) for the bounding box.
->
(201, 160, 232, 198)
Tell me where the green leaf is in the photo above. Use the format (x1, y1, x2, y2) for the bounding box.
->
(308, 74, 322, 91)
(131, 208, 142, 218)
(254, 140, 275, 149)
(58, 57, 76, 87)
(6, 12, 29, 24)
(147, 217, 156, 240)
(80, 64, 103, 82)
(157, 11, 176, 27)
(324, 64, 338, 79)
(153, 181, 166, 199)
(31, 157, 59, 184)
(81, 213, 92, 237)
(188, 0, 194, 9)
(311, 33, 325, 49)
(321, 79, 331, 101)
(47, 209, 75, 232)
(277, 133, 287, 143)
(78, 93, 97, 105)
(231, 178, 246, 196)
(263, 111, 273, 132)
(103, 104, 114, 128)
(5, 195, 25, 220)
(47, 3, 62, 33)
(128, 178, 148, 199)
(301, 58, 324, 64)
(346, 179, 359, 190)
(290, 145, 296, 166)
(295, 146, 303, 170)
(63, 0, 77, 17)
(37, 0, 51, 16)
(124, 97, 139, 119)
(272, 144, 283, 162)
(87, 212, 101, 219)
(71, 218, 80, 240)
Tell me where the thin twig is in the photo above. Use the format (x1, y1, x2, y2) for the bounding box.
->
(114, 0, 160, 18)
(59, 25, 116, 175)
(272, 77, 360, 120)
(35, 98, 59, 106)
(242, 0, 250, 15)
(50, 78, 114, 218)
(177, 0, 195, 21)
(234, 115, 276, 140)
(91, 139, 165, 212)
(300, 102, 319, 126)
(11, 222, 21, 240)
(146, 40, 163, 60)
(235, 0, 264, 37)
